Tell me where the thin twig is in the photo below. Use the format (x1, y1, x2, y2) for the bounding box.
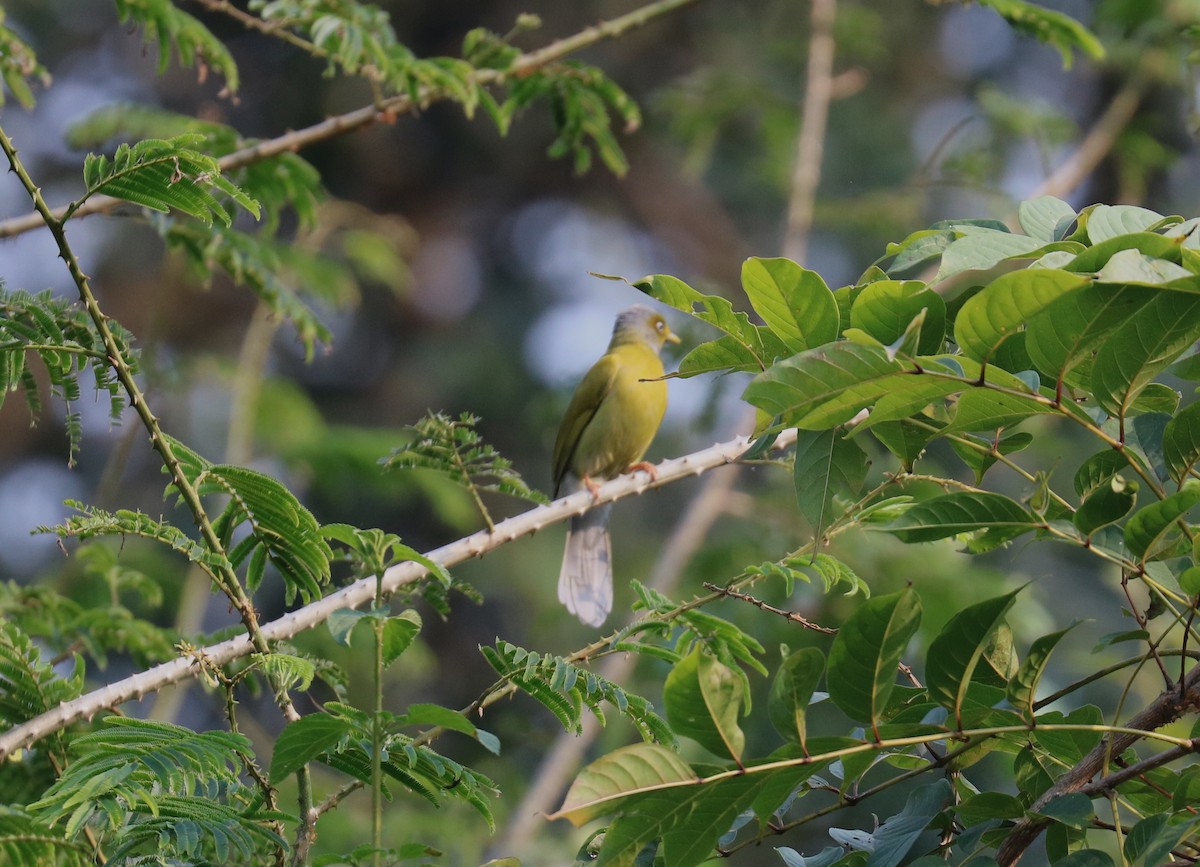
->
(0, 0, 700, 241)
(782, 0, 837, 263)
(703, 582, 837, 633)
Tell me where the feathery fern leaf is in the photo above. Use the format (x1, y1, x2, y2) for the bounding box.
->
(384, 411, 548, 529)
(31, 717, 257, 852)
(0, 289, 136, 464)
(0, 809, 87, 867)
(103, 794, 287, 863)
(203, 465, 333, 603)
(78, 135, 260, 226)
(0, 621, 85, 770)
(114, 0, 239, 89)
(69, 104, 325, 233)
(481, 640, 674, 745)
(36, 501, 231, 575)
(162, 219, 342, 359)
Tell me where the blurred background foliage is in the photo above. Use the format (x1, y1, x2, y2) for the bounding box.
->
(2, 0, 1200, 862)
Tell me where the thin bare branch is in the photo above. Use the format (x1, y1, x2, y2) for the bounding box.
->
(0, 0, 699, 240)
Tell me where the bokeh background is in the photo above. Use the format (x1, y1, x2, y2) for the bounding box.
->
(1, 0, 1199, 862)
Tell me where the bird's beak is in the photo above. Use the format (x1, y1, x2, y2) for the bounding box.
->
(664, 329, 681, 345)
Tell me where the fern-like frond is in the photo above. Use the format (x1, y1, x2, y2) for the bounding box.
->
(384, 411, 548, 529)
(203, 464, 333, 604)
(114, 0, 239, 90)
(0, 621, 84, 768)
(35, 501, 231, 575)
(69, 104, 325, 233)
(163, 219, 342, 358)
(480, 640, 674, 746)
(30, 717, 253, 844)
(78, 134, 260, 226)
(0, 289, 136, 465)
(105, 794, 286, 863)
(0, 9, 50, 109)
(0, 808, 88, 867)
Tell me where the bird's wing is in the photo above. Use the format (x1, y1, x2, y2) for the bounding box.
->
(552, 352, 621, 495)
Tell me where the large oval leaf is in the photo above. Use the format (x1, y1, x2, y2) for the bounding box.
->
(1163, 401, 1200, 485)
(741, 257, 839, 352)
(954, 268, 1090, 363)
(768, 647, 825, 747)
(926, 588, 1021, 724)
(664, 647, 745, 761)
(1124, 482, 1200, 562)
(883, 491, 1041, 552)
(850, 280, 946, 355)
(1007, 623, 1078, 720)
(1091, 291, 1200, 417)
(552, 742, 695, 826)
(828, 588, 921, 732)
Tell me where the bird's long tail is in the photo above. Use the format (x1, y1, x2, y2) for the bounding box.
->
(558, 503, 614, 627)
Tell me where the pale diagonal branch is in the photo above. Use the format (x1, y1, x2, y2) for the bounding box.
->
(0, 429, 797, 761)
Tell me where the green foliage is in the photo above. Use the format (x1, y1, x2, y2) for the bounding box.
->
(0, 621, 84, 767)
(79, 135, 260, 226)
(481, 640, 673, 745)
(114, 0, 239, 89)
(384, 411, 549, 529)
(0, 290, 136, 465)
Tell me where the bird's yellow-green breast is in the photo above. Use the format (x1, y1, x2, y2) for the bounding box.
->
(552, 306, 678, 495)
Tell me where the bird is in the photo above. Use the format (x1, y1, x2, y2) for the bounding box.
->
(552, 304, 680, 626)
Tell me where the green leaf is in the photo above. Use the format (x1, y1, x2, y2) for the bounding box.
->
(398, 703, 500, 755)
(1007, 623, 1079, 720)
(926, 588, 1021, 722)
(664, 648, 745, 761)
(1035, 792, 1094, 829)
(935, 228, 1050, 282)
(1085, 204, 1166, 242)
(827, 588, 922, 730)
(768, 647, 824, 746)
(270, 713, 351, 782)
(1018, 196, 1076, 241)
(792, 429, 869, 529)
(82, 135, 259, 226)
(869, 418, 941, 471)
(957, 791, 1024, 826)
(741, 258, 839, 352)
(850, 280, 946, 355)
(744, 341, 909, 428)
(553, 743, 695, 826)
(1073, 476, 1138, 539)
(1046, 852, 1115, 867)
(382, 610, 422, 667)
(1026, 284, 1156, 388)
(0, 10, 49, 109)
(1095, 249, 1194, 285)
(1074, 449, 1143, 498)
(863, 779, 951, 867)
(974, 0, 1103, 67)
(883, 491, 1040, 551)
(1094, 290, 1200, 415)
(115, 0, 239, 89)
(1068, 231, 1183, 274)
(1124, 813, 1200, 867)
(949, 431, 1034, 484)
(1163, 401, 1200, 485)
(954, 268, 1090, 363)
(1123, 482, 1200, 562)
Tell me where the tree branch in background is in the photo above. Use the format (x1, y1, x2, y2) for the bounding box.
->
(0, 0, 700, 240)
(0, 429, 797, 761)
(1031, 75, 1146, 201)
(782, 0, 837, 264)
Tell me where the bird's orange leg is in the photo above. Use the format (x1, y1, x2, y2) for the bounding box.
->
(582, 474, 603, 499)
(627, 461, 658, 482)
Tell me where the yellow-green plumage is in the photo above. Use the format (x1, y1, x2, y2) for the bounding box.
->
(553, 305, 679, 626)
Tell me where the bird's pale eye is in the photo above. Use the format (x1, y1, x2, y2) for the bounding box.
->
(655, 320, 665, 332)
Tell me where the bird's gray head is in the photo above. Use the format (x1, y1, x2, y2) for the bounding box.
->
(610, 304, 680, 351)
